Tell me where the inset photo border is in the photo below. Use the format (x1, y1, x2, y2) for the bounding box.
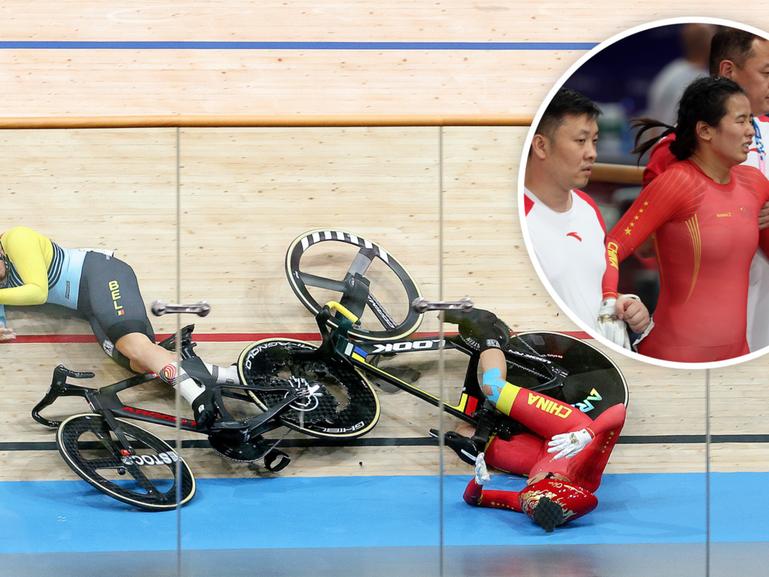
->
(518, 17, 769, 370)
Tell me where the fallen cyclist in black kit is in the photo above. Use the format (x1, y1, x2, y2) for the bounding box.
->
(0, 226, 245, 428)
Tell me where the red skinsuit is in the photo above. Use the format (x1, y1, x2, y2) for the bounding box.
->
(463, 381, 625, 513)
(603, 160, 769, 362)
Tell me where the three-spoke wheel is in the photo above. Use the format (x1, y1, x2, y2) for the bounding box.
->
(286, 229, 423, 341)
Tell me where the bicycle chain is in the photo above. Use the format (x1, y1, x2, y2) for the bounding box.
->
(504, 335, 552, 382)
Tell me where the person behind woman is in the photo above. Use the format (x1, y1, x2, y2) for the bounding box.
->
(0, 226, 236, 427)
(601, 76, 769, 362)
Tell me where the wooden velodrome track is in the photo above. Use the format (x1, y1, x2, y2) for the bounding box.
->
(0, 3, 767, 501)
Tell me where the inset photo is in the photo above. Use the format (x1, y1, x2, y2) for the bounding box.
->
(519, 18, 769, 368)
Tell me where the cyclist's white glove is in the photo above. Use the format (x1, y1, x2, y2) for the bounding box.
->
(474, 452, 491, 485)
(596, 298, 630, 349)
(547, 428, 594, 460)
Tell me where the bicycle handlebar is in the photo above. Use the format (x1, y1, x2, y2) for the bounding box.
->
(31, 364, 96, 428)
(46, 364, 96, 381)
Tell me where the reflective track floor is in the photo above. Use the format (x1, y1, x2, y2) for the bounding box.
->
(2, 473, 767, 577)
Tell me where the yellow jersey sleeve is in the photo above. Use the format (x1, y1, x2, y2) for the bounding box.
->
(0, 226, 52, 305)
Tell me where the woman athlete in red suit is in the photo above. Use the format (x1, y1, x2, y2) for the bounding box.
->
(600, 77, 769, 362)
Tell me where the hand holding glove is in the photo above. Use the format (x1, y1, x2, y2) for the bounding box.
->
(616, 294, 651, 334)
(596, 298, 630, 348)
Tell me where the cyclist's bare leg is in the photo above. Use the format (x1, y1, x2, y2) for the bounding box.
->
(479, 347, 591, 437)
(115, 332, 240, 385)
(115, 332, 174, 374)
(115, 332, 239, 428)
(479, 348, 507, 381)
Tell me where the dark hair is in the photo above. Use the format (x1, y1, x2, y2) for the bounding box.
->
(708, 28, 761, 75)
(632, 76, 746, 160)
(535, 88, 601, 139)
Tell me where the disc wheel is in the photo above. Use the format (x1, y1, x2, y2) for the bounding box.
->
(56, 414, 195, 511)
(506, 331, 629, 417)
(237, 338, 380, 438)
(285, 229, 422, 341)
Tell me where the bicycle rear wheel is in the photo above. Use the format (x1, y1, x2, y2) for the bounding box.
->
(237, 338, 380, 438)
(507, 332, 628, 417)
(56, 414, 195, 511)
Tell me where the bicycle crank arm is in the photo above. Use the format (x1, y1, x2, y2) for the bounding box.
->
(208, 390, 306, 440)
(244, 391, 309, 439)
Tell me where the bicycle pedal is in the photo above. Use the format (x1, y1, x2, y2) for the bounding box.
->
(264, 449, 291, 472)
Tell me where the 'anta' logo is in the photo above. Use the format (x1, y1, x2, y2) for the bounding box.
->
(566, 232, 582, 242)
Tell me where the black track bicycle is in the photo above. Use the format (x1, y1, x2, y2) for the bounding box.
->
(31, 326, 382, 511)
(238, 229, 628, 441)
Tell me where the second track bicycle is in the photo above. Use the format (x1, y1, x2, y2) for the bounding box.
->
(236, 229, 628, 446)
(31, 325, 381, 511)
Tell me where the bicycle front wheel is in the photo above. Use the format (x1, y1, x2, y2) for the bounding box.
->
(285, 229, 423, 341)
(56, 413, 196, 511)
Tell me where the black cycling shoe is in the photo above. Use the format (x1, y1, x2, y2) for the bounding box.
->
(531, 497, 565, 533)
(191, 388, 217, 431)
(429, 429, 480, 466)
